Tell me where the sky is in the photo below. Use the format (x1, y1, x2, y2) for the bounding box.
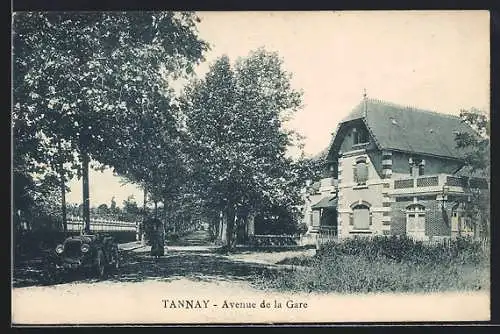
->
(65, 10, 490, 207)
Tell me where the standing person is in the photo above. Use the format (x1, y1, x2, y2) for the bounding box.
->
(150, 218, 164, 259)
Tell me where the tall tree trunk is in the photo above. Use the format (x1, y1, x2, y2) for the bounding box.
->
(60, 173, 67, 233)
(57, 140, 67, 233)
(245, 210, 255, 244)
(213, 213, 219, 240)
(82, 151, 90, 234)
(172, 207, 177, 233)
(225, 204, 236, 249)
(219, 210, 227, 244)
(163, 198, 168, 236)
(143, 186, 147, 218)
(140, 186, 147, 243)
(154, 200, 158, 219)
(210, 211, 219, 241)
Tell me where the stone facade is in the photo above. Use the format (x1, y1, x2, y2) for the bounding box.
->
(337, 149, 390, 238)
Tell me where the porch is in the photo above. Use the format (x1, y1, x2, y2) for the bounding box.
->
(309, 195, 338, 234)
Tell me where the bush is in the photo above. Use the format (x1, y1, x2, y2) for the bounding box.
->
(255, 236, 490, 293)
(167, 233, 180, 242)
(296, 222, 309, 235)
(315, 235, 488, 265)
(248, 235, 299, 247)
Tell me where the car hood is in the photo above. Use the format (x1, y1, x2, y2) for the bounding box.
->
(64, 235, 96, 244)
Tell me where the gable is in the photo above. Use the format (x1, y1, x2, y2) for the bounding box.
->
(337, 119, 377, 153)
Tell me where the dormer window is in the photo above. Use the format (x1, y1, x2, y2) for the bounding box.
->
(409, 157, 425, 177)
(353, 127, 369, 145)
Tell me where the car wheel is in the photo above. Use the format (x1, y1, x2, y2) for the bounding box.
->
(96, 250, 105, 278)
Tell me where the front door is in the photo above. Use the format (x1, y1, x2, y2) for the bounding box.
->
(406, 212, 426, 240)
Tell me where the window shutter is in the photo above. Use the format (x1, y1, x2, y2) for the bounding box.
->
(353, 166, 358, 184)
(349, 213, 353, 225)
(353, 206, 370, 229)
(369, 213, 373, 225)
(357, 163, 368, 184)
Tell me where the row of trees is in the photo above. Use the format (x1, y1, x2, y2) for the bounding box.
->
(13, 12, 322, 248)
(64, 196, 140, 218)
(12, 12, 489, 248)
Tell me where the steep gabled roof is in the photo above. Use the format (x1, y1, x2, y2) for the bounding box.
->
(330, 98, 477, 160)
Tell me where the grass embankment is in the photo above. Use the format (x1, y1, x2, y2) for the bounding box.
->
(253, 236, 490, 293)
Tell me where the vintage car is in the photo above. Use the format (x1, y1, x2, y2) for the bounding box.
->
(50, 233, 120, 278)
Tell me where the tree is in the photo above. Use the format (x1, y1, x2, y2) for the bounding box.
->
(13, 170, 63, 232)
(123, 195, 140, 215)
(96, 203, 110, 215)
(110, 197, 117, 213)
(182, 49, 303, 249)
(13, 12, 208, 232)
(454, 108, 490, 240)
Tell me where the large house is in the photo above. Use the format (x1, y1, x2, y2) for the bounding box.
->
(302, 98, 488, 242)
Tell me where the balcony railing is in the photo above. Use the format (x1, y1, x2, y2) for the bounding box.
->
(391, 174, 488, 194)
(416, 176, 439, 187)
(394, 179, 414, 189)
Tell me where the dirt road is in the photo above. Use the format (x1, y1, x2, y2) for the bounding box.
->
(12, 247, 490, 324)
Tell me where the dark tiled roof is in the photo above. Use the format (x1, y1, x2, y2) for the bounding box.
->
(311, 196, 337, 209)
(335, 98, 477, 160)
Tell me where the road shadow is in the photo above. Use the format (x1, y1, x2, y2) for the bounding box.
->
(109, 250, 288, 284)
(12, 249, 292, 288)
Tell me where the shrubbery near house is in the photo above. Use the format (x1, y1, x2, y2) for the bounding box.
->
(254, 236, 489, 293)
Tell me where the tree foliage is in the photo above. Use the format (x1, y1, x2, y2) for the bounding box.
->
(12, 11, 208, 230)
(455, 108, 490, 239)
(182, 49, 304, 246)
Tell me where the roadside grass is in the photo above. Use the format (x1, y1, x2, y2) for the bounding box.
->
(253, 236, 490, 293)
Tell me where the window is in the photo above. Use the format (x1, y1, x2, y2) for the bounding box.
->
(352, 204, 370, 230)
(353, 127, 369, 145)
(353, 158, 369, 185)
(406, 204, 426, 238)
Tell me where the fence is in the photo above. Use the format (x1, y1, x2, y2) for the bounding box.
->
(316, 227, 338, 249)
(425, 236, 490, 252)
(66, 216, 137, 232)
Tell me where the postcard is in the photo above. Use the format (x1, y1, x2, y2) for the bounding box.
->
(12, 10, 490, 325)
